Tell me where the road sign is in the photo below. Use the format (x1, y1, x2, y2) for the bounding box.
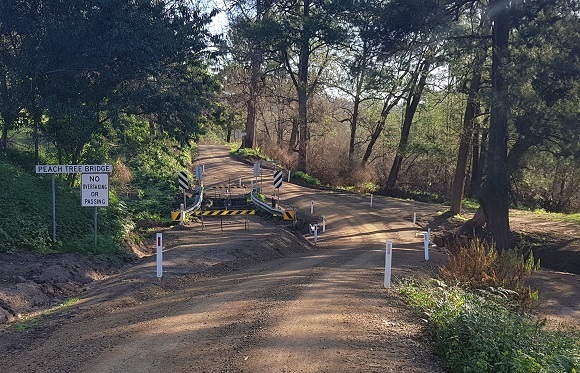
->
(253, 162, 261, 177)
(36, 164, 112, 174)
(273, 170, 283, 188)
(195, 166, 203, 181)
(81, 173, 109, 207)
(178, 171, 188, 191)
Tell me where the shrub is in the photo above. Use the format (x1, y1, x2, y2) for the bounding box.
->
(439, 239, 539, 306)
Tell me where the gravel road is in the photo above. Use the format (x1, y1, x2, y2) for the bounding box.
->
(0, 145, 509, 372)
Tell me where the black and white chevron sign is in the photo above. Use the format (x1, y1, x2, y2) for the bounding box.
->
(178, 171, 188, 191)
(273, 170, 283, 189)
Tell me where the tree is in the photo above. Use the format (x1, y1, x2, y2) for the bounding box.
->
(1, 0, 217, 164)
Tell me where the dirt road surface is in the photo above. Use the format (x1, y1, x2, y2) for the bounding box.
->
(1, 145, 578, 372)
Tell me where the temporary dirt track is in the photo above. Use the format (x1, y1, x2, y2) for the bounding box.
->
(1, 145, 578, 373)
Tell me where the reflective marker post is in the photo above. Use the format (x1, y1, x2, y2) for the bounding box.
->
(424, 228, 430, 261)
(384, 240, 393, 289)
(156, 233, 163, 279)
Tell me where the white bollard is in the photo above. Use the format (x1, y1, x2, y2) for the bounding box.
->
(156, 233, 163, 279)
(288, 171, 291, 182)
(413, 212, 416, 226)
(424, 228, 430, 261)
(239, 176, 242, 187)
(384, 240, 393, 289)
(322, 216, 326, 233)
(180, 203, 185, 226)
(314, 225, 318, 246)
(370, 194, 373, 207)
(311, 200, 314, 215)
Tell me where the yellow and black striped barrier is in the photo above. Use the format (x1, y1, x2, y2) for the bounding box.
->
(283, 210, 295, 221)
(193, 210, 255, 217)
(207, 185, 247, 189)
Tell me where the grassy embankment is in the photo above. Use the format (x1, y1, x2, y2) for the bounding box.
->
(0, 146, 193, 260)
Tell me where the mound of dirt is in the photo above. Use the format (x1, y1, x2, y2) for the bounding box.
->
(0, 253, 121, 323)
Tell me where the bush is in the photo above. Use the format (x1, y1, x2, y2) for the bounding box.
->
(400, 281, 580, 373)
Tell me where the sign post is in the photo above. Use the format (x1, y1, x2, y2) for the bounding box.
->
(52, 174, 56, 240)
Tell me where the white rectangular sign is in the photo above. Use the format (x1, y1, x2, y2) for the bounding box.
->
(36, 164, 112, 174)
(81, 173, 109, 207)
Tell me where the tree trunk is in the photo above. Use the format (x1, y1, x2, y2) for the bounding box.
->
(242, 55, 259, 149)
(480, 0, 511, 251)
(296, 0, 310, 172)
(348, 39, 369, 160)
(450, 48, 485, 214)
(242, 0, 266, 149)
(349, 94, 361, 160)
(470, 119, 488, 196)
(385, 58, 430, 190)
(288, 117, 298, 153)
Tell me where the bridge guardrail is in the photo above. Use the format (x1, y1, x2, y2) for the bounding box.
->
(250, 188, 284, 216)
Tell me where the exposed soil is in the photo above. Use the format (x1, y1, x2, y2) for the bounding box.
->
(0, 144, 578, 372)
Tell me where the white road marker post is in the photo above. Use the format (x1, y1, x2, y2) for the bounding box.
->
(322, 216, 326, 233)
(180, 203, 185, 226)
(311, 200, 314, 215)
(370, 194, 373, 207)
(156, 233, 163, 280)
(413, 212, 417, 227)
(287, 170, 291, 183)
(384, 240, 393, 290)
(239, 176, 242, 187)
(424, 228, 430, 261)
(314, 224, 318, 246)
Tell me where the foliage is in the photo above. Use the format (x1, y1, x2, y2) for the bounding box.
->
(462, 198, 480, 210)
(292, 171, 321, 187)
(439, 238, 539, 306)
(399, 280, 580, 373)
(231, 146, 271, 161)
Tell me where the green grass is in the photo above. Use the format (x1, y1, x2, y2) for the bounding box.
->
(230, 146, 271, 161)
(292, 171, 321, 186)
(15, 317, 39, 332)
(527, 209, 580, 224)
(13, 297, 81, 332)
(399, 280, 580, 373)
